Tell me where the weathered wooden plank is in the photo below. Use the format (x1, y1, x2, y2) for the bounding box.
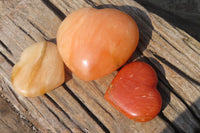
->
(0, 0, 200, 133)
(150, 14, 200, 80)
(0, 93, 37, 133)
(0, 66, 103, 133)
(144, 14, 200, 119)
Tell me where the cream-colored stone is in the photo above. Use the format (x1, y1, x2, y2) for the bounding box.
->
(11, 41, 65, 97)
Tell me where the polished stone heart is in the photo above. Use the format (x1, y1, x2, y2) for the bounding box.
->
(57, 8, 139, 81)
(105, 62, 162, 122)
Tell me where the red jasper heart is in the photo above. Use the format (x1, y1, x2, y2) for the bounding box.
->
(105, 61, 162, 122)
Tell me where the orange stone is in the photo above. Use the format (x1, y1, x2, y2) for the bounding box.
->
(57, 8, 139, 81)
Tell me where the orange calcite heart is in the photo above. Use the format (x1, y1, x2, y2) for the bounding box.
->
(57, 8, 139, 81)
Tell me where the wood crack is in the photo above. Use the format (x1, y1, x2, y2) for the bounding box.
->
(140, 55, 200, 125)
(154, 30, 200, 69)
(62, 84, 110, 133)
(61, 0, 73, 9)
(39, 97, 73, 133)
(164, 80, 200, 123)
(0, 40, 13, 55)
(183, 40, 200, 56)
(27, 99, 47, 120)
(0, 52, 14, 67)
(153, 30, 182, 54)
(91, 80, 104, 96)
(84, 0, 98, 8)
(175, 28, 200, 55)
(7, 17, 36, 42)
(153, 53, 200, 86)
(6, 84, 24, 110)
(44, 94, 84, 132)
(41, 0, 66, 20)
(27, 19, 48, 40)
(95, 100, 115, 120)
(151, 54, 200, 122)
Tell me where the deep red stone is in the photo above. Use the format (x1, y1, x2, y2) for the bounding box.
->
(105, 61, 162, 122)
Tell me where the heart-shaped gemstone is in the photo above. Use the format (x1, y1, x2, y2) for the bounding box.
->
(105, 61, 162, 122)
(57, 8, 139, 81)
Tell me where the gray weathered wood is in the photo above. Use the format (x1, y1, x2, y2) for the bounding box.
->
(0, 93, 37, 133)
(0, 0, 200, 132)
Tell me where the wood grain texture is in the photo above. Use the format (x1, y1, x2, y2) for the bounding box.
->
(0, 93, 37, 133)
(0, 0, 200, 133)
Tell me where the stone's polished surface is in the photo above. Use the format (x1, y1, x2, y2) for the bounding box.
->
(105, 62, 162, 122)
(11, 41, 65, 97)
(57, 8, 139, 81)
